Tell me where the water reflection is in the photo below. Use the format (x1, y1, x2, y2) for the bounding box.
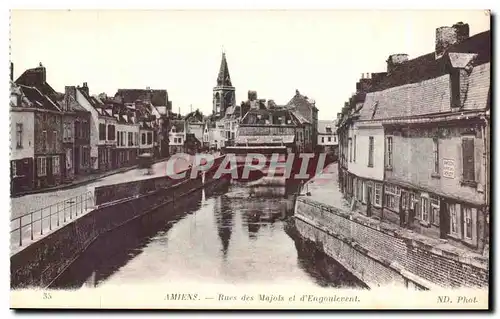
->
(52, 182, 365, 289)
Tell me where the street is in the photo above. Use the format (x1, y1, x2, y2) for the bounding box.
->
(10, 156, 198, 220)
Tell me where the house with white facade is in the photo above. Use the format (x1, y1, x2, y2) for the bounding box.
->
(169, 119, 186, 154)
(317, 120, 338, 156)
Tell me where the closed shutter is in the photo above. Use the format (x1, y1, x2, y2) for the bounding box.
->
(462, 138, 475, 182)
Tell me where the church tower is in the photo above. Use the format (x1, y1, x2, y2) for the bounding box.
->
(213, 51, 235, 118)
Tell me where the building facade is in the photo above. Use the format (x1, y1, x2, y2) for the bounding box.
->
(336, 23, 490, 254)
(317, 120, 339, 156)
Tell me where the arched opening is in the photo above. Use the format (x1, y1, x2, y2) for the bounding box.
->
(215, 92, 221, 114)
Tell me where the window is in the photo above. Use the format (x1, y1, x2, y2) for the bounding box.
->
(321, 137, 324, 143)
(99, 123, 106, 140)
(37, 157, 47, 177)
(401, 191, 409, 210)
(374, 183, 382, 207)
(449, 203, 459, 235)
(334, 135, 337, 143)
(108, 125, 116, 141)
(420, 197, 429, 223)
(142, 133, 146, 145)
(430, 196, 440, 226)
(368, 136, 374, 167)
(328, 136, 331, 142)
(386, 136, 393, 168)
(365, 182, 373, 204)
(117, 131, 121, 146)
(463, 206, 473, 240)
(409, 193, 416, 210)
(53, 155, 60, 175)
(128, 132, 133, 146)
(16, 123, 23, 148)
(433, 137, 439, 175)
(384, 185, 400, 210)
(349, 138, 352, 162)
(353, 135, 357, 162)
(147, 132, 153, 145)
(356, 179, 363, 202)
(42, 130, 47, 151)
(462, 138, 475, 183)
(52, 131, 57, 150)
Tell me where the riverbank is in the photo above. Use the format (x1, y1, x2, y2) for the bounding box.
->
(293, 163, 489, 289)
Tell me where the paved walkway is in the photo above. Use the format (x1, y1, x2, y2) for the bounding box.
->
(299, 162, 487, 262)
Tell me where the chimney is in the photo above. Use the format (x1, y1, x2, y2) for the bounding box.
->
(248, 90, 257, 101)
(295, 89, 300, 96)
(386, 54, 409, 73)
(10, 62, 13, 82)
(435, 22, 470, 59)
(64, 86, 77, 111)
(81, 82, 89, 96)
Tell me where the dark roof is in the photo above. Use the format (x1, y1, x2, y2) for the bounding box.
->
(18, 85, 61, 112)
(286, 90, 318, 112)
(171, 120, 185, 133)
(216, 52, 232, 87)
(115, 89, 168, 107)
(370, 30, 491, 92)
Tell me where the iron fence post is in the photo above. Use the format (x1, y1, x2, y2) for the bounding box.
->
(70, 198, 73, 220)
(49, 205, 52, 231)
(80, 194, 83, 215)
(64, 201, 67, 223)
(40, 208, 43, 236)
(57, 202, 60, 227)
(19, 221, 22, 247)
(30, 213, 33, 241)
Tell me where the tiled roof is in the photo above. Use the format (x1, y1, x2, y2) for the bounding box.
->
(171, 120, 185, 133)
(115, 89, 168, 107)
(18, 85, 61, 112)
(359, 60, 490, 121)
(318, 120, 336, 134)
(235, 135, 295, 145)
(359, 74, 451, 121)
(463, 62, 490, 111)
(370, 30, 490, 93)
(286, 91, 318, 111)
(290, 111, 310, 125)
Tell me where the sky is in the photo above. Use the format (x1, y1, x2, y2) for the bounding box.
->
(10, 10, 490, 120)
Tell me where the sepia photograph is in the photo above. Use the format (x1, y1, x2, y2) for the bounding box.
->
(8, 8, 491, 310)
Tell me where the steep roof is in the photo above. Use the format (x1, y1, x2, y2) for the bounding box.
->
(216, 52, 232, 87)
(115, 89, 168, 107)
(318, 120, 336, 134)
(171, 120, 185, 133)
(359, 62, 490, 121)
(370, 30, 490, 93)
(17, 85, 61, 112)
(286, 90, 318, 112)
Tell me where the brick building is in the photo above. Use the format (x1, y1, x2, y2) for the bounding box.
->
(317, 120, 338, 156)
(285, 89, 319, 152)
(14, 64, 65, 190)
(336, 23, 491, 254)
(73, 84, 117, 172)
(62, 86, 92, 181)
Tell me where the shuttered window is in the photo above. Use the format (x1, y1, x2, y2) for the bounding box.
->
(462, 138, 475, 182)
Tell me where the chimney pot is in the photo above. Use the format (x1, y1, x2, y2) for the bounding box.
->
(435, 22, 470, 59)
(387, 54, 409, 73)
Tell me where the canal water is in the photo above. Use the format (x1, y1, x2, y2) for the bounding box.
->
(51, 182, 366, 289)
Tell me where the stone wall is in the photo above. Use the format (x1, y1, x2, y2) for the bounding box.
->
(11, 158, 228, 289)
(294, 198, 489, 289)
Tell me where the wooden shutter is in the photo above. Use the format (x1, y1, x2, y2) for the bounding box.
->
(462, 138, 475, 182)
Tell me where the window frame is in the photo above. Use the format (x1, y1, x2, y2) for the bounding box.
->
(16, 123, 23, 148)
(374, 183, 382, 207)
(432, 137, 440, 176)
(368, 136, 374, 167)
(461, 136, 476, 185)
(386, 135, 393, 169)
(37, 156, 47, 177)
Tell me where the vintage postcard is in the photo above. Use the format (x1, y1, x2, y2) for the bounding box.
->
(9, 9, 491, 310)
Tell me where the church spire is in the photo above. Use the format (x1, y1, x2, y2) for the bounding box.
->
(217, 51, 232, 87)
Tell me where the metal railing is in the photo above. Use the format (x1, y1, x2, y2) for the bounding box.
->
(10, 191, 95, 248)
